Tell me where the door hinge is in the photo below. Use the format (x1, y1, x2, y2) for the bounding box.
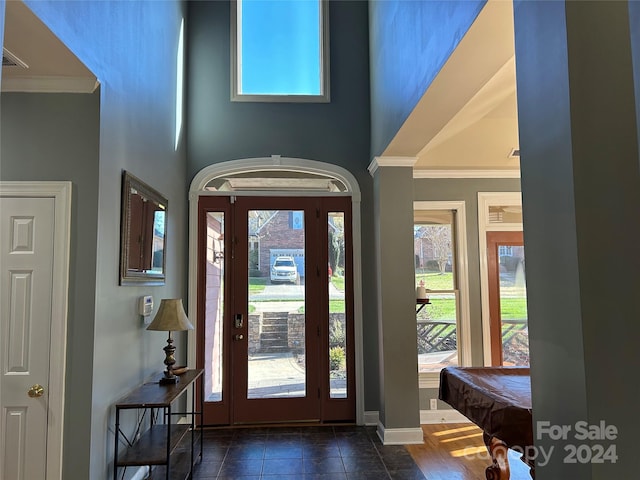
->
(316, 265, 320, 277)
(318, 387, 321, 398)
(230, 195, 236, 204)
(317, 325, 320, 337)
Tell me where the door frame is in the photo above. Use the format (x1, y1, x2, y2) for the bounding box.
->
(0, 181, 71, 480)
(188, 157, 364, 424)
(477, 192, 523, 366)
(486, 231, 524, 366)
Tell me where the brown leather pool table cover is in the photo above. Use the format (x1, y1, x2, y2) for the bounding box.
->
(439, 367, 534, 449)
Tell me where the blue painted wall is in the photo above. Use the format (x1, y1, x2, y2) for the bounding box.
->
(187, 0, 371, 174)
(628, 1, 640, 162)
(186, 0, 380, 409)
(369, 0, 485, 156)
(7, 1, 187, 477)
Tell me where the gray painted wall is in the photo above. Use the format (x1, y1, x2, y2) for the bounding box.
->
(5, 1, 187, 477)
(368, 0, 485, 156)
(6, 1, 620, 474)
(186, 0, 382, 410)
(0, 0, 4, 93)
(187, 0, 370, 173)
(514, 1, 640, 476)
(1, 91, 100, 478)
(374, 166, 421, 429)
(413, 177, 521, 410)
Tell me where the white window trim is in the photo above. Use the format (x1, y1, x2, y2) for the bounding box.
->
(477, 192, 523, 366)
(414, 201, 471, 389)
(230, 0, 330, 103)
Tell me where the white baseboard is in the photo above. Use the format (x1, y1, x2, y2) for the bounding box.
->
(420, 409, 471, 424)
(130, 466, 149, 480)
(364, 410, 379, 426)
(366, 409, 470, 427)
(376, 421, 424, 445)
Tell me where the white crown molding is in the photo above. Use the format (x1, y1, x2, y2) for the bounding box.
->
(413, 169, 521, 179)
(368, 156, 418, 176)
(2, 75, 100, 93)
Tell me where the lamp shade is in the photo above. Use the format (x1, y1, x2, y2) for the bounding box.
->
(146, 299, 193, 332)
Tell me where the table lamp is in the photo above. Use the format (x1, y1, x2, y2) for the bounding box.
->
(146, 298, 194, 384)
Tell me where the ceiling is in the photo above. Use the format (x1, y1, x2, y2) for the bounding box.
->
(2, 0, 97, 93)
(382, 0, 520, 176)
(2, 0, 517, 174)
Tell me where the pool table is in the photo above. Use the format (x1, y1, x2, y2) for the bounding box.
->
(439, 366, 534, 479)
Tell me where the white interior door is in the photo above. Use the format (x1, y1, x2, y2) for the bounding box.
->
(0, 183, 71, 480)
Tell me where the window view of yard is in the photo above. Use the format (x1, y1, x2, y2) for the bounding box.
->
(248, 276, 345, 313)
(414, 212, 460, 373)
(416, 272, 527, 320)
(244, 209, 348, 399)
(415, 211, 529, 372)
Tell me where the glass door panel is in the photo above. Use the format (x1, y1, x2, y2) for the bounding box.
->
(198, 195, 232, 426)
(487, 231, 529, 366)
(247, 210, 306, 399)
(328, 211, 346, 398)
(497, 243, 529, 366)
(205, 212, 225, 402)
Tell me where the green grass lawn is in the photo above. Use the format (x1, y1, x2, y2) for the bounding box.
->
(420, 296, 527, 320)
(297, 300, 345, 314)
(330, 276, 345, 292)
(249, 277, 267, 294)
(245, 275, 527, 320)
(250, 276, 345, 294)
(415, 272, 454, 290)
(421, 299, 456, 321)
(499, 298, 528, 319)
(329, 300, 345, 313)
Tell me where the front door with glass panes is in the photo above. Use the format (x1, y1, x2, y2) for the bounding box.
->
(197, 195, 355, 425)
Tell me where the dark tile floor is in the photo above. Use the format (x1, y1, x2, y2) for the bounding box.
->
(191, 425, 426, 480)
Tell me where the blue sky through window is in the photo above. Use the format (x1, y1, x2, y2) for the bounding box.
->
(240, 0, 321, 96)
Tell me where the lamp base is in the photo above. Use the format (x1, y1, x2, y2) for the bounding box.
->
(159, 374, 179, 385)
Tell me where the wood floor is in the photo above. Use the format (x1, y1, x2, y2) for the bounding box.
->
(407, 424, 532, 480)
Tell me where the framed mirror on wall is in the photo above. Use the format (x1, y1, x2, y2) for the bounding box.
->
(119, 171, 167, 285)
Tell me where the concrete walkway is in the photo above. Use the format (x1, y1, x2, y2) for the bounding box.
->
(242, 282, 347, 398)
(247, 351, 346, 399)
(250, 282, 345, 301)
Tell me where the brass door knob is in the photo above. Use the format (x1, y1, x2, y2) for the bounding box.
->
(28, 384, 44, 398)
(233, 334, 244, 341)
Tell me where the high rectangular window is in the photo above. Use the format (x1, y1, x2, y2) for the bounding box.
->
(231, 0, 330, 102)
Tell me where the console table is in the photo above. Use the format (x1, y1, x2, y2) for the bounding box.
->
(114, 369, 204, 480)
